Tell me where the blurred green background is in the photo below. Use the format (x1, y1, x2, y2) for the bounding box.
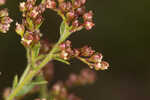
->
(0, 0, 150, 100)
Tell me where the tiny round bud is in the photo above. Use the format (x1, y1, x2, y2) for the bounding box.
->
(84, 21, 95, 30)
(46, 0, 56, 9)
(0, 0, 6, 5)
(35, 16, 43, 25)
(30, 9, 39, 18)
(100, 61, 109, 70)
(94, 63, 101, 70)
(60, 50, 69, 60)
(83, 11, 93, 21)
(66, 11, 75, 20)
(74, 49, 80, 56)
(80, 46, 95, 57)
(76, 7, 85, 16)
(0, 23, 10, 33)
(16, 23, 25, 37)
(89, 53, 103, 63)
(72, 20, 79, 28)
(24, 33, 34, 40)
(73, 0, 81, 8)
(80, 0, 86, 5)
(66, 1, 72, 11)
(19, 2, 26, 12)
(59, 2, 67, 12)
(60, 43, 66, 50)
(33, 34, 40, 43)
(26, 3, 33, 11)
(0, 9, 8, 17)
(21, 38, 32, 47)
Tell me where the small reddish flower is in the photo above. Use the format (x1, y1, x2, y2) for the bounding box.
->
(84, 21, 95, 30)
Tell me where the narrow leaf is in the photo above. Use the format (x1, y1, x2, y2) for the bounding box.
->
(12, 75, 18, 89)
(32, 42, 41, 58)
(16, 84, 34, 97)
(31, 81, 48, 85)
(60, 21, 66, 36)
(26, 17, 34, 30)
(54, 57, 70, 65)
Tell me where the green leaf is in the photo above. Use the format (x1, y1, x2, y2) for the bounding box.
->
(16, 79, 47, 97)
(60, 21, 66, 36)
(12, 75, 18, 89)
(26, 17, 34, 30)
(60, 21, 70, 35)
(59, 21, 72, 43)
(16, 83, 34, 97)
(31, 81, 48, 85)
(32, 42, 41, 58)
(54, 57, 70, 65)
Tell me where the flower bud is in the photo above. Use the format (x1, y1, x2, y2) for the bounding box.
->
(66, 11, 75, 20)
(30, 8, 39, 18)
(80, 0, 86, 5)
(0, 9, 8, 17)
(66, 1, 72, 11)
(19, 2, 26, 12)
(59, 2, 67, 12)
(1, 17, 13, 24)
(0, 0, 5, 5)
(26, 2, 33, 11)
(89, 53, 103, 63)
(0, 23, 10, 33)
(72, 20, 79, 28)
(100, 61, 109, 70)
(94, 62, 101, 70)
(84, 21, 95, 30)
(60, 50, 69, 60)
(33, 34, 40, 43)
(83, 11, 93, 21)
(80, 46, 95, 57)
(21, 37, 33, 47)
(46, 0, 56, 9)
(16, 23, 25, 37)
(76, 7, 85, 16)
(35, 16, 43, 25)
(73, 0, 81, 9)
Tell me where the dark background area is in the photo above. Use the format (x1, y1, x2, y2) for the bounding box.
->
(0, 0, 150, 100)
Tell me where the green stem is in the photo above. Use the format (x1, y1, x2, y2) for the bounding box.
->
(19, 48, 31, 85)
(6, 37, 66, 100)
(18, 64, 31, 85)
(7, 70, 36, 100)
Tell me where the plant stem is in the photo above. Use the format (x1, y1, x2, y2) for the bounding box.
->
(6, 37, 65, 100)
(19, 48, 31, 85)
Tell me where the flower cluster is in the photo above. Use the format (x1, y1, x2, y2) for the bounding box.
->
(51, 81, 82, 100)
(50, 68, 95, 100)
(0, 0, 13, 33)
(0, 0, 5, 5)
(65, 68, 96, 87)
(3, 1, 110, 100)
(45, 0, 95, 32)
(16, 0, 46, 47)
(57, 40, 109, 70)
